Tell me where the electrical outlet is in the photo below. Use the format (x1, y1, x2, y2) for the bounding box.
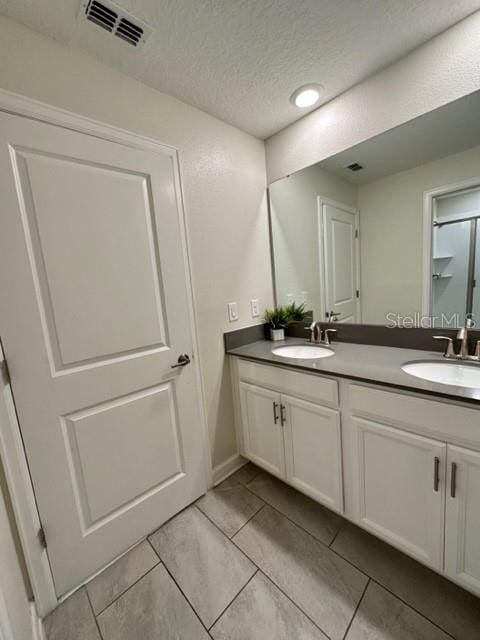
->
(250, 299, 259, 318)
(228, 302, 238, 322)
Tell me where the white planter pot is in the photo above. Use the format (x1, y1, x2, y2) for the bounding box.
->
(270, 328, 285, 341)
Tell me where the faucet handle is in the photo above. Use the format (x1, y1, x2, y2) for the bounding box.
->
(324, 328, 337, 345)
(475, 340, 480, 359)
(305, 321, 320, 343)
(433, 336, 455, 358)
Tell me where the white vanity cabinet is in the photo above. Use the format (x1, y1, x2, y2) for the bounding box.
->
(235, 359, 343, 513)
(283, 395, 343, 511)
(231, 356, 480, 597)
(445, 445, 480, 594)
(350, 417, 446, 569)
(239, 382, 285, 477)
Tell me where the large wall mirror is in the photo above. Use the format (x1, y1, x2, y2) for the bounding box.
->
(269, 90, 480, 328)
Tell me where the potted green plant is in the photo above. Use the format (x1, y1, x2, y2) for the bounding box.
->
(264, 306, 290, 341)
(284, 301, 309, 322)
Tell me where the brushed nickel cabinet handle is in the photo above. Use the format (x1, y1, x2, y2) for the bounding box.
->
(280, 404, 286, 426)
(273, 402, 279, 424)
(433, 456, 440, 492)
(451, 462, 457, 498)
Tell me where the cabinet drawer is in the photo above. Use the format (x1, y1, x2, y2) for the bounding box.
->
(350, 384, 480, 446)
(237, 359, 338, 407)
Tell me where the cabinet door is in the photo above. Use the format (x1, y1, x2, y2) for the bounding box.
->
(239, 382, 285, 477)
(283, 395, 343, 512)
(353, 417, 446, 570)
(445, 446, 480, 597)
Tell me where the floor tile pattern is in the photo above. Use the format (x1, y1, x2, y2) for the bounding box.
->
(44, 462, 480, 640)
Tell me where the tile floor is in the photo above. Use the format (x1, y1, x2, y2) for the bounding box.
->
(44, 463, 480, 640)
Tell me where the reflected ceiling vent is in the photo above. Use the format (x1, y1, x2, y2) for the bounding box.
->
(346, 162, 364, 172)
(81, 0, 152, 47)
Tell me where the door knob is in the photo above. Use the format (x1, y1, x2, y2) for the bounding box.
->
(171, 353, 191, 368)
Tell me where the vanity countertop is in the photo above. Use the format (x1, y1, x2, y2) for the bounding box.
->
(226, 337, 480, 404)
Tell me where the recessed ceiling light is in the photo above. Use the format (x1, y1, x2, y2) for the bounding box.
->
(290, 84, 323, 108)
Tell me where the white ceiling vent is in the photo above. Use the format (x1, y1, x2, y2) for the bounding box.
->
(81, 0, 152, 47)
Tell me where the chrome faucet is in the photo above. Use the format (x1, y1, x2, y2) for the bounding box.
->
(306, 322, 337, 346)
(434, 315, 479, 360)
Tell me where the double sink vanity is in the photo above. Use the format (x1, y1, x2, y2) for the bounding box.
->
(226, 325, 480, 600)
(230, 90, 480, 602)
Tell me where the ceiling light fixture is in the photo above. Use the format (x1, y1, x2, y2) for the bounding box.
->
(290, 84, 323, 108)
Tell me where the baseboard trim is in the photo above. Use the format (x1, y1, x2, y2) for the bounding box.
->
(30, 603, 45, 640)
(212, 454, 247, 486)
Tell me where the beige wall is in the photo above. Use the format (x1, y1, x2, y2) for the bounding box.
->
(358, 145, 480, 323)
(0, 15, 273, 469)
(266, 11, 480, 183)
(270, 165, 357, 318)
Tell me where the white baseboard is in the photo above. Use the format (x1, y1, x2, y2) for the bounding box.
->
(212, 454, 247, 486)
(30, 603, 45, 640)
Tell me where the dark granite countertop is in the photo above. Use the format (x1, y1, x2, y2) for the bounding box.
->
(226, 337, 480, 405)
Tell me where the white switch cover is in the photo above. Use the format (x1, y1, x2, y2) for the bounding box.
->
(250, 299, 259, 317)
(228, 302, 239, 322)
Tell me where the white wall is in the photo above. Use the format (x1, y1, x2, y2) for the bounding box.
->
(266, 11, 480, 183)
(270, 164, 357, 318)
(358, 145, 480, 323)
(0, 15, 273, 469)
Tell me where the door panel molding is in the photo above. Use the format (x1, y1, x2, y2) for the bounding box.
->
(317, 196, 360, 323)
(0, 88, 211, 616)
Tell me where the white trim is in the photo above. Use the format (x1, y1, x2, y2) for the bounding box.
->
(0, 344, 57, 616)
(212, 454, 247, 486)
(0, 88, 211, 614)
(30, 603, 45, 640)
(317, 196, 361, 322)
(422, 176, 480, 316)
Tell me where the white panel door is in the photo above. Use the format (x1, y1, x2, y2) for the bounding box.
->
(239, 382, 285, 478)
(0, 111, 206, 595)
(322, 202, 359, 322)
(353, 418, 446, 570)
(283, 395, 343, 512)
(445, 445, 480, 596)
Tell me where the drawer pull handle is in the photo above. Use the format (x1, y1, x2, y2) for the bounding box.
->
(280, 404, 286, 426)
(451, 462, 457, 498)
(273, 402, 279, 424)
(434, 456, 440, 492)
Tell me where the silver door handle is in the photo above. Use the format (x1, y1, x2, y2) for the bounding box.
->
(171, 353, 191, 368)
(450, 462, 457, 498)
(273, 402, 279, 424)
(433, 456, 440, 492)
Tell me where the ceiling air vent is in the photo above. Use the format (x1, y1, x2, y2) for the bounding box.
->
(82, 0, 152, 47)
(346, 162, 363, 172)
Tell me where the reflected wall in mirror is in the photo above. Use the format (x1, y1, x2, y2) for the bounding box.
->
(269, 90, 480, 328)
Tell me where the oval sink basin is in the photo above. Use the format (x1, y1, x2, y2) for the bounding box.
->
(402, 361, 480, 388)
(272, 345, 334, 360)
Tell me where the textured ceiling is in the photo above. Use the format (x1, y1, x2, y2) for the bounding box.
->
(1, 1, 480, 138)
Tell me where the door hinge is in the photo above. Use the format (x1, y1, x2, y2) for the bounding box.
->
(356, 289, 360, 299)
(0, 359, 11, 386)
(355, 229, 359, 239)
(38, 527, 47, 550)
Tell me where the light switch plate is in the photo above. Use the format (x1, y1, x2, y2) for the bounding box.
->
(228, 302, 239, 322)
(250, 299, 259, 317)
